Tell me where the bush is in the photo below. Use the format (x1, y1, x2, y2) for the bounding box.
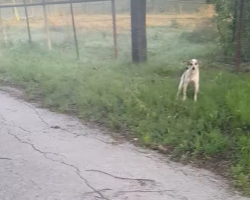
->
(211, 0, 250, 62)
(170, 19, 180, 29)
(181, 19, 218, 43)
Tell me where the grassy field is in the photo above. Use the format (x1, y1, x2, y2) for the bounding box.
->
(1, 12, 250, 195)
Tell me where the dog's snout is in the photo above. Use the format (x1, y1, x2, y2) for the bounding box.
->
(192, 67, 195, 70)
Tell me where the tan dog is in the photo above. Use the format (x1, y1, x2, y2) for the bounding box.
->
(176, 59, 200, 101)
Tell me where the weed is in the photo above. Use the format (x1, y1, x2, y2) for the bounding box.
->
(181, 19, 218, 44)
(170, 19, 180, 29)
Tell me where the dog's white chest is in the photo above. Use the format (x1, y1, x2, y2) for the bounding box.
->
(190, 70, 199, 81)
(184, 69, 199, 82)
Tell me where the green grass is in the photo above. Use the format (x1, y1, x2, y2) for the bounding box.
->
(1, 26, 250, 194)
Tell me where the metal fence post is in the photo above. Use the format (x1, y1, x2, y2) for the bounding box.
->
(0, 8, 5, 44)
(23, 0, 32, 43)
(111, 0, 118, 59)
(232, 0, 238, 43)
(43, 0, 51, 50)
(235, 0, 245, 71)
(69, 0, 79, 60)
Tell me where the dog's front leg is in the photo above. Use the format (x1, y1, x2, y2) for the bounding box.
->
(182, 82, 188, 101)
(194, 82, 199, 102)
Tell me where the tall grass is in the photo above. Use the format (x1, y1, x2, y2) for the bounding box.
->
(0, 26, 250, 194)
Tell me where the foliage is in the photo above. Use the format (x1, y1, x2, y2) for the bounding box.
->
(181, 19, 218, 43)
(210, 0, 250, 62)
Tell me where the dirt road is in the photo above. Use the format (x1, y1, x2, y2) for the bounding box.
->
(0, 87, 248, 200)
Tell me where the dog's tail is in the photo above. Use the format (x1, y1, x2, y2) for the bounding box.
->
(176, 74, 184, 99)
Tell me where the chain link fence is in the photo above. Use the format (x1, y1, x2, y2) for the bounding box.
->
(0, 0, 247, 68)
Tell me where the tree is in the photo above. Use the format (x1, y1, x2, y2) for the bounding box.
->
(210, 0, 250, 62)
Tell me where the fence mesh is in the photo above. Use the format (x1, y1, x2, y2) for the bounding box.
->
(0, 0, 248, 68)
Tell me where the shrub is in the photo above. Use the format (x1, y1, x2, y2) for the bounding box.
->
(181, 19, 218, 43)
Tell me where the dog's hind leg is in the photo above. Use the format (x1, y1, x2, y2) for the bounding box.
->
(176, 75, 184, 99)
(194, 82, 199, 102)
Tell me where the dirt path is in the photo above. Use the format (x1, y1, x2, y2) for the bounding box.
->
(0, 87, 248, 200)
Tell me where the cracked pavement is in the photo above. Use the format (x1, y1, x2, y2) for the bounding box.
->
(0, 87, 249, 200)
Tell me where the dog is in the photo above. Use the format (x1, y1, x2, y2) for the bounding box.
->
(176, 59, 200, 101)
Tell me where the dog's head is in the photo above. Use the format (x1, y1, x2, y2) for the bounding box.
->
(186, 59, 200, 70)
